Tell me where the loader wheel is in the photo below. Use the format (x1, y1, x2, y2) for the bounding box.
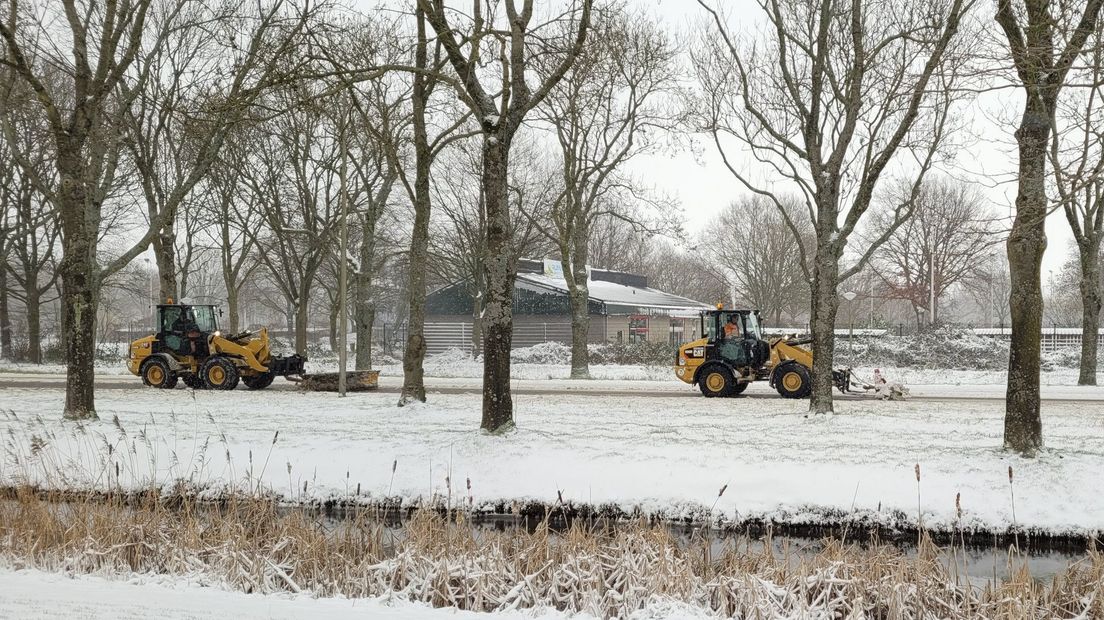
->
(141, 358, 178, 389)
(731, 380, 749, 396)
(775, 363, 811, 399)
(698, 365, 735, 397)
(242, 371, 275, 390)
(201, 357, 240, 390)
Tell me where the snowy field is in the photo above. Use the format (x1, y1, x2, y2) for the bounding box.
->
(2, 383, 1103, 536)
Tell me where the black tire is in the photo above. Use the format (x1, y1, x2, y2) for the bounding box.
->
(698, 364, 735, 397)
(730, 380, 749, 395)
(242, 371, 275, 390)
(201, 356, 240, 390)
(140, 357, 178, 389)
(183, 374, 205, 389)
(774, 362, 812, 399)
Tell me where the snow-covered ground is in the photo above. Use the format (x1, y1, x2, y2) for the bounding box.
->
(0, 568, 664, 620)
(2, 383, 1102, 536)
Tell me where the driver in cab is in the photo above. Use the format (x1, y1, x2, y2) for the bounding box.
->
(723, 314, 742, 339)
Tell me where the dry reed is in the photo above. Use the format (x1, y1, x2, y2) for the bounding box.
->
(1, 488, 1102, 619)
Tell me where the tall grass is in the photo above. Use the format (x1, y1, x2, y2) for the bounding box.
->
(1, 488, 1102, 618)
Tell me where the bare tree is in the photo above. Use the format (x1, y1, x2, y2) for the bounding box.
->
(0, 0, 179, 418)
(530, 3, 680, 379)
(868, 179, 999, 328)
(995, 0, 1104, 453)
(1050, 22, 1104, 385)
(705, 197, 812, 326)
(694, 0, 968, 414)
(419, 0, 593, 432)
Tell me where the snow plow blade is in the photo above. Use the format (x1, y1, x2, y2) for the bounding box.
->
(291, 370, 379, 392)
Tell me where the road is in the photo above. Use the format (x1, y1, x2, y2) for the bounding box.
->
(3, 371, 1104, 403)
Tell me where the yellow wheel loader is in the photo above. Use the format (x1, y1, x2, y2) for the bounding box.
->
(674, 308, 851, 398)
(127, 300, 305, 390)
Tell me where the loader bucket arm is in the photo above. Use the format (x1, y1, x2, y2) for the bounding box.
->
(209, 332, 270, 372)
(769, 338, 814, 369)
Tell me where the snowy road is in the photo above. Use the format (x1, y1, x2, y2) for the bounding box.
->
(5, 371, 1104, 402)
(2, 382, 1103, 535)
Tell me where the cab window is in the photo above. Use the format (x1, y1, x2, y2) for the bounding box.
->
(744, 313, 762, 340)
(191, 306, 218, 333)
(160, 307, 182, 333)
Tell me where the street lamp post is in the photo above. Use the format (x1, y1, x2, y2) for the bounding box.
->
(337, 116, 349, 398)
(842, 291, 857, 354)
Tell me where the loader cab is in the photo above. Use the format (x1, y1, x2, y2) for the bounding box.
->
(155, 302, 219, 357)
(703, 310, 763, 343)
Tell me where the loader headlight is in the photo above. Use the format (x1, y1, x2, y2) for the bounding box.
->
(213, 330, 221, 337)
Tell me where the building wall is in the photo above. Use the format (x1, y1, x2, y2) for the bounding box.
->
(418, 313, 701, 353)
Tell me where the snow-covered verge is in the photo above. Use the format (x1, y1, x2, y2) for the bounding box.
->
(2, 385, 1102, 537)
(0, 568, 607, 620)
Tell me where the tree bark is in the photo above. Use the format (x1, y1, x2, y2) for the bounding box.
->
(1077, 244, 1101, 385)
(294, 292, 310, 355)
(152, 225, 178, 302)
(226, 285, 240, 333)
(399, 6, 432, 405)
(25, 285, 41, 364)
(480, 135, 516, 433)
(563, 218, 591, 379)
(328, 299, 338, 356)
(809, 241, 841, 414)
(471, 292, 483, 358)
(356, 212, 379, 371)
(0, 268, 11, 360)
(1004, 104, 1049, 454)
(57, 152, 97, 419)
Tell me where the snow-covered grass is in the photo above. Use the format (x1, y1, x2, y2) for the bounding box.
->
(2, 384, 1103, 536)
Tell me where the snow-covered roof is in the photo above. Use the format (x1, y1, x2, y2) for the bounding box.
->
(518, 273, 711, 316)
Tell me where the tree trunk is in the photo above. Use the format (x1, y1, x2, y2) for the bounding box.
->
(566, 284, 590, 379)
(399, 7, 432, 405)
(1004, 104, 1048, 455)
(0, 269, 11, 360)
(226, 285, 240, 333)
(1077, 243, 1101, 385)
(26, 285, 41, 364)
(152, 226, 178, 302)
(295, 293, 310, 355)
(56, 150, 97, 420)
(480, 135, 516, 433)
(356, 215, 378, 371)
(809, 242, 841, 414)
(563, 222, 591, 379)
(471, 294, 483, 358)
(328, 299, 338, 356)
